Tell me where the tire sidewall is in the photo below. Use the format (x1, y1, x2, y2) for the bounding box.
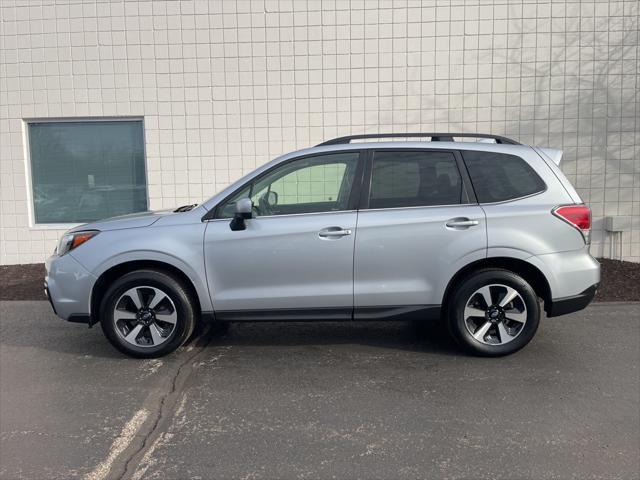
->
(100, 270, 195, 358)
(448, 270, 540, 356)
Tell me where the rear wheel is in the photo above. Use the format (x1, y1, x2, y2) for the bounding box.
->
(447, 269, 540, 356)
(100, 270, 196, 358)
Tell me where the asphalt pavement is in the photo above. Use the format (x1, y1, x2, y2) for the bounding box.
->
(1, 301, 638, 480)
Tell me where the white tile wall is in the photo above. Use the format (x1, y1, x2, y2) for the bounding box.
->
(0, 0, 638, 264)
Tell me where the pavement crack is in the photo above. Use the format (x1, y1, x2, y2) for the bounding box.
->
(112, 324, 222, 480)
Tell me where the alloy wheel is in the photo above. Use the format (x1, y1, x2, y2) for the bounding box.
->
(113, 286, 178, 348)
(463, 284, 527, 345)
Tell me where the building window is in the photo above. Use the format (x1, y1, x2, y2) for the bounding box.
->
(27, 119, 147, 224)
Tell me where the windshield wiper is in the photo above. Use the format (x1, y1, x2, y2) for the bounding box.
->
(174, 204, 198, 212)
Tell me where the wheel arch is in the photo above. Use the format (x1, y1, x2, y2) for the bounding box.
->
(442, 257, 552, 316)
(90, 260, 203, 326)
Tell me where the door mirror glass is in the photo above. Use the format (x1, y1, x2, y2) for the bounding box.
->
(230, 198, 253, 231)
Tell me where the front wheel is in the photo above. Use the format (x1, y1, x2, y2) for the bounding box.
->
(100, 269, 196, 358)
(447, 269, 540, 356)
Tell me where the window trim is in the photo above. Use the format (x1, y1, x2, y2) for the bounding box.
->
(205, 208, 358, 222)
(467, 188, 548, 206)
(22, 116, 148, 229)
(459, 149, 547, 205)
(359, 148, 477, 211)
(205, 149, 366, 220)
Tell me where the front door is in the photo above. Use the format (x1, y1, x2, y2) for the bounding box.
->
(353, 149, 487, 317)
(204, 151, 363, 320)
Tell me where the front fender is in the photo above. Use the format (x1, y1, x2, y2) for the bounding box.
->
(69, 223, 211, 316)
(88, 250, 213, 314)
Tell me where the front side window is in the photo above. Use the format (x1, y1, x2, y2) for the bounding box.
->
(28, 120, 147, 224)
(369, 150, 467, 209)
(462, 151, 546, 203)
(217, 152, 360, 218)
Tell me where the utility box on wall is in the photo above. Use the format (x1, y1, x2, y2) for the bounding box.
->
(604, 216, 631, 233)
(604, 216, 631, 261)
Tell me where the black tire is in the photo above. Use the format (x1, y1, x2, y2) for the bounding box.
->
(100, 269, 197, 358)
(447, 269, 540, 357)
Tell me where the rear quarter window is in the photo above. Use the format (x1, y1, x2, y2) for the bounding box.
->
(462, 151, 546, 203)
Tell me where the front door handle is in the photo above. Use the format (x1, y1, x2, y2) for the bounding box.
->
(318, 227, 352, 238)
(446, 218, 479, 228)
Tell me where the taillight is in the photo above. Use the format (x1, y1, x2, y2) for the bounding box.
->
(552, 205, 591, 244)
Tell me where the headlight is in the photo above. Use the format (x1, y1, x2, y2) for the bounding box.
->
(56, 231, 99, 256)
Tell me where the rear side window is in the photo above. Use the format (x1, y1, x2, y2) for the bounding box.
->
(462, 151, 546, 203)
(368, 151, 468, 209)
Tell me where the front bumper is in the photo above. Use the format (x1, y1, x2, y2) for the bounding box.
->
(45, 253, 96, 322)
(546, 283, 598, 317)
(44, 281, 57, 315)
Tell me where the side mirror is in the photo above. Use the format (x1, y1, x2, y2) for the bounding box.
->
(229, 198, 253, 231)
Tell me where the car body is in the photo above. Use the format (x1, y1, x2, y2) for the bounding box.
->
(45, 133, 600, 357)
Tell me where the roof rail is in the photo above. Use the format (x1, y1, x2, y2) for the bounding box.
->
(316, 133, 520, 146)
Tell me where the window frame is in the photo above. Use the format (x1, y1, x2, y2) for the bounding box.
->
(23, 116, 148, 229)
(207, 149, 366, 220)
(359, 148, 478, 211)
(459, 149, 548, 205)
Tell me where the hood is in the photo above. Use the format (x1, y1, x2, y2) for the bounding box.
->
(69, 209, 176, 233)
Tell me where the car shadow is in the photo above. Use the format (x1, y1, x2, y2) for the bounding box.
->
(1, 301, 460, 358)
(204, 319, 461, 357)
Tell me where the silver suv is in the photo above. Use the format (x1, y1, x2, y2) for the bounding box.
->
(45, 133, 600, 358)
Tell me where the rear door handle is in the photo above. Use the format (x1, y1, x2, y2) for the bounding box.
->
(318, 227, 352, 238)
(446, 218, 479, 228)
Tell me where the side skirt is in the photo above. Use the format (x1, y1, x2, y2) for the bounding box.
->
(354, 305, 441, 322)
(206, 305, 441, 322)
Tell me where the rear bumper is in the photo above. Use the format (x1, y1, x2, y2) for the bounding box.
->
(531, 248, 600, 297)
(546, 284, 598, 317)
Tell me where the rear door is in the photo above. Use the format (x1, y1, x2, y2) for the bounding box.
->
(353, 149, 487, 317)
